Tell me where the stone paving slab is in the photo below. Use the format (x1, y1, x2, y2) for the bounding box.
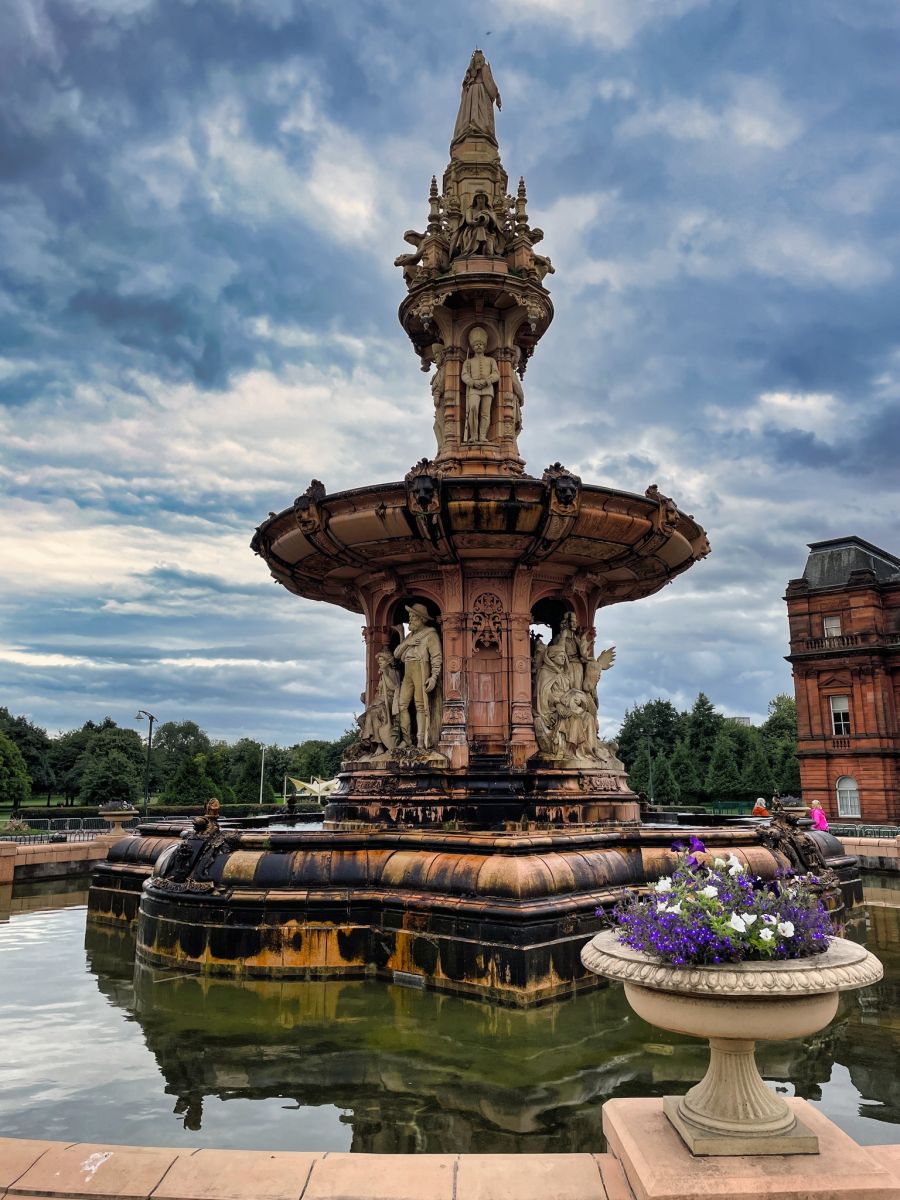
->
(0, 1141, 59, 1190)
(303, 1153, 456, 1200)
(8, 1144, 179, 1200)
(152, 1149, 323, 1200)
(603, 1098, 900, 1200)
(456, 1153, 606, 1200)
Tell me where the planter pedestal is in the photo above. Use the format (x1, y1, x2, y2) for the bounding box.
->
(582, 929, 882, 1157)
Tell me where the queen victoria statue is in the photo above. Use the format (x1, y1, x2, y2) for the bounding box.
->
(452, 49, 501, 144)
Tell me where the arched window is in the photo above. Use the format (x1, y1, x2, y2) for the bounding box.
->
(835, 776, 860, 818)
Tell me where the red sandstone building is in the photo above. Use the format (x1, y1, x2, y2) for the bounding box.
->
(785, 537, 900, 825)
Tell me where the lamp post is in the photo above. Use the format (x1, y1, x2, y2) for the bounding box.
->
(135, 710, 157, 818)
(258, 744, 267, 805)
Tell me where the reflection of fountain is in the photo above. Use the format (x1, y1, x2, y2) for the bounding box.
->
(82, 923, 849, 1155)
(89, 53, 859, 1006)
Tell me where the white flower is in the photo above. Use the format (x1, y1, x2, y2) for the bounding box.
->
(701, 885, 718, 898)
(727, 854, 741, 867)
(657, 902, 669, 913)
(761, 914, 777, 925)
(728, 912, 747, 933)
(777, 921, 795, 938)
(655, 877, 673, 893)
(741, 913, 757, 927)
(728, 864, 742, 877)
(759, 928, 774, 942)
(667, 901, 682, 915)
(714, 858, 727, 868)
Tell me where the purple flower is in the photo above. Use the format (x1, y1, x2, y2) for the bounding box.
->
(689, 836, 706, 854)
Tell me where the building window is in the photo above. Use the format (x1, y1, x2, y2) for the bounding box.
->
(823, 615, 842, 638)
(829, 695, 851, 736)
(835, 776, 860, 818)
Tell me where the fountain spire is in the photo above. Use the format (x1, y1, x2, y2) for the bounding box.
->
(394, 52, 555, 477)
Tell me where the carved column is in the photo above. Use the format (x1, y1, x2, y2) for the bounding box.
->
(361, 624, 394, 705)
(439, 612, 468, 769)
(435, 346, 464, 469)
(509, 612, 537, 766)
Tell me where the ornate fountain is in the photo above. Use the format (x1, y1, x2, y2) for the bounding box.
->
(89, 54, 856, 1005)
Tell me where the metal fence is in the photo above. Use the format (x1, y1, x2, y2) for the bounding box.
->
(0, 816, 140, 844)
(829, 823, 900, 840)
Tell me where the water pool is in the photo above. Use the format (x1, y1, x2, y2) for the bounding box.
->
(0, 876, 897, 1153)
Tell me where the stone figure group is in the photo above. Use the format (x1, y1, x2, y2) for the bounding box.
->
(532, 613, 617, 763)
(356, 605, 444, 756)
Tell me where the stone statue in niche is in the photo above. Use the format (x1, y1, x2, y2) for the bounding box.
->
(394, 604, 443, 750)
(430, 343, 447, 451)
(462, 326, 499, 443)
(532, 617, 617, 764)
(357, 650, 401, 754)
(452, 48, 501, 144)
(450, 191, 505, 260)
(393, 229, 427, 286)
(511, 347, 525, 436)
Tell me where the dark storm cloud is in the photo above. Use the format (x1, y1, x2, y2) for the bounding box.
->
(2, 0, 899, 741)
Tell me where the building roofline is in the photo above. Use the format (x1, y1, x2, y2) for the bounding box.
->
(806, 536, 900, 569)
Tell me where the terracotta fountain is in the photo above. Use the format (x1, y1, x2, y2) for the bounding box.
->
(88, 54, 857, 1005)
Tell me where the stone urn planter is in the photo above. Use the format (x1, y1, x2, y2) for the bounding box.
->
(98, 803, 138, 836)
(581, 928, 882, 1156)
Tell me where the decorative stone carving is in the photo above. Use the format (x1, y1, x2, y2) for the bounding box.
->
(532, 614, 617, 765)
(542, 463, 581, 509)
(393, 229, 427, 286)
(452, 48, 501, 145)
(394, 604, 443, 750)
(405, 458, 440, 515)
(151, 799, 228, 895)
(472, 592, 503, 650)
(528, 227, 555, 283)
(462, 326, 499, 443)
(511, 347, 525, 436)
(354, 650, 401, 756)
(430, 343, 448, 452)
(645, 483, 679, 529)
(294, 479, 327, 534)
(757, 797, 841, 901)
(450, 191, 506, 261)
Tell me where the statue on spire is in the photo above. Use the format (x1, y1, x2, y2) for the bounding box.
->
(452, 49, 501, 144)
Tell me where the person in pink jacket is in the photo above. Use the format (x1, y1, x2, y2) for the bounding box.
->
(810, 799, 829, 831)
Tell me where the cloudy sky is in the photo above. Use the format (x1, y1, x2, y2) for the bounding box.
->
(2, 0, 899, 747)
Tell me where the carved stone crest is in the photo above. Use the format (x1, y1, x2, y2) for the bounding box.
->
(542, 463, 581, 509)
(472, 592, 503, 650)
(294, 479, 327, 534)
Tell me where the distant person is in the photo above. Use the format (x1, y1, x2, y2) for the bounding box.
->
(810, 799, 829, 832)
(751, 796, 769, 818)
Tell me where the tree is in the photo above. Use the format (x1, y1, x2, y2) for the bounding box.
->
(204, 745, 236, 804)
(739, 729, 775, 796)
(0, 708, 53, 798)
(153, 721, 212, 788)
(616, 699, 684, 774)
(761, 694, 797, 751)
(0, 731, 31, 809)
(704, 728, 742, 796)
(77, 749, 141, 808)
(163, 754, 219, 807)
(669, 737, 701, 798)
(686, 693, 724, 779)
(652, 753, 680, 806)
(626, 743, 651, 797)
(773, 740, 802, 796)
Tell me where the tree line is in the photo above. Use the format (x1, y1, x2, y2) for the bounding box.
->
(616, 692, 801, 805)
(0, 707, 356, 809)
(0, 692, 800, 810)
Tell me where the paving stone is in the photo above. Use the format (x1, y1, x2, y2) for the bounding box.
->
(152, 1149, 322, 1200)
(0, 1140, 58, 1189)
(9, 1144, 178, 1199)
(303, 1153, 456, 1200)
(456, 1153, 606, 1200)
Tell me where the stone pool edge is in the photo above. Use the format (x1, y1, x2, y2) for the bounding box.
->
(2, 1100, 899, 1200)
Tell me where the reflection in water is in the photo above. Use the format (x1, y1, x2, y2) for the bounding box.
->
(0, 873, 897, 1152)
